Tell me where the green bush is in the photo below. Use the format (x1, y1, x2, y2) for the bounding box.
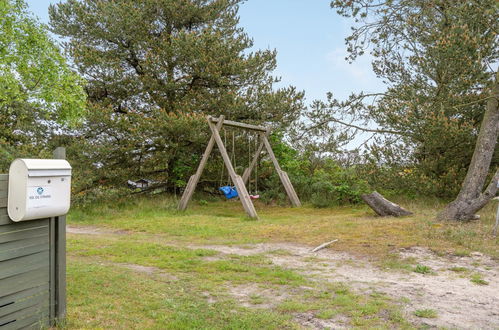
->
(308, 168, 369, 208)
(253, 137, 370, 207)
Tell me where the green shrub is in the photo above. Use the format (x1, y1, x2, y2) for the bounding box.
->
(307, 166, 369, 208)
(414, 309, 438, 318)
(470, 273, 488, 285)
(253, 142, 370, 207)
(413, 265, 432, 274)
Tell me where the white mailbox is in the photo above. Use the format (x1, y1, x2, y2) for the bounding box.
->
(8, 159, 72, 222)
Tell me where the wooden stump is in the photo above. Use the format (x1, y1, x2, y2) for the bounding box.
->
(361, 191, 413, 217)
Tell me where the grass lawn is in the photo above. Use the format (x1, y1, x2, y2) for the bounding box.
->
(69, 196, 499, 258)
(63, 196, 498, 328)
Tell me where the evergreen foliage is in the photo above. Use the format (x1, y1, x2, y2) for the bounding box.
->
(304, 0, 499, 197)
(49, 0, 304, 194)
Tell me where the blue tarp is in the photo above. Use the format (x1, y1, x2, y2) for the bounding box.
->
(219, 186, 238, 199)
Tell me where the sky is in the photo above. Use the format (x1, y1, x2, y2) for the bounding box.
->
(25, 0, 384, 105)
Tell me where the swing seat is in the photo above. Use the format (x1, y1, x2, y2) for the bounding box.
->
(219, 186, 238, 199)
(250, 194, 260, 200)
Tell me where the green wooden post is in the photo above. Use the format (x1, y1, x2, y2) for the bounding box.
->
(49, 210, 55, 324)
(52, 147, 67, 323)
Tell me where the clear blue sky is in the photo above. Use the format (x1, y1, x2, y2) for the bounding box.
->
(26, 0, 383, 104)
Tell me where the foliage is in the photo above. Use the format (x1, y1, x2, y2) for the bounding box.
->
(470, 273, 489, 286)
(304, 0, 499, 198)
(49, 0, 304, 196)
(66, 111, 208, 199)
(0, 0, 86, 170)
(413, 309, 438, 318)
(255, 135, 370, 207)
(308, 167, 369, 207)
(413, 264, 432, 275)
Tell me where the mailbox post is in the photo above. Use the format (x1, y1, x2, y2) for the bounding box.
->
(51, 147, 67, 324)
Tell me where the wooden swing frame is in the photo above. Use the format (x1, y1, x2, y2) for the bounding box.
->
(178, 115, 301, 219)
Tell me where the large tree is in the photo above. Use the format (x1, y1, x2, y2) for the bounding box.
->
(49, 0, 303, 192)
(308, 0, 498, 204)
(437, 72, 498, 220)
(0, 0, 86, 169)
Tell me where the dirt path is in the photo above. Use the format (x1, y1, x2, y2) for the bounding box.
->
(67, 225, 499, 329)
(66, 225, 132, 235)
(191, 242, 498, 329)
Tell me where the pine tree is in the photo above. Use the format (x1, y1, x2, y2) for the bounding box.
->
(49, 0, 304, 191)
(308, 0, 498, 201)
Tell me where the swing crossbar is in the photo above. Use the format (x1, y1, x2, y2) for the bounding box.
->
(208, 116, 268, 132)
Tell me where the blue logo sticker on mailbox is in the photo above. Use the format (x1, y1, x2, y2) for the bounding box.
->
(37, 187, 44, 195)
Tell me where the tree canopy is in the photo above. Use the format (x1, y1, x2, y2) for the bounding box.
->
(3, 0, 496, 219)
(49, 0, 302, 123)
(0, 0, 86, 168)
(305, 0, 498, 197)
(49, 0, 304, 192)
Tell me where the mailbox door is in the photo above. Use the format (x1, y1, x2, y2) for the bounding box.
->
(0, 175, 50, 329)
(23, 175, 71, 222)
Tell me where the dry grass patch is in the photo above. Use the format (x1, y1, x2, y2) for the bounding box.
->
(69, 196, 499, 260)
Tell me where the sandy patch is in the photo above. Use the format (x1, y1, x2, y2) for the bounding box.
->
(228, 283, 292, 309)
(90, 259, 178, 281)
(294, 312, 349, 330)
(68, 225, 498, 328)
(67, 225, 132, 236)
(193, 243, 499, 329)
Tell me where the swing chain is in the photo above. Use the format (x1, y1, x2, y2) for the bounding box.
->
(219, 128, 227, 186)
(247, 132, 250, 194)
(232, 130, 236, 183)
(255, 133, 258, 194)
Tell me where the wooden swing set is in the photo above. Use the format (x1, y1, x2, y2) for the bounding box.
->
(178, 115, 301, 219)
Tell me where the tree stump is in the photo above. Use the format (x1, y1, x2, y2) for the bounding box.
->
(361, 191, 413, 217)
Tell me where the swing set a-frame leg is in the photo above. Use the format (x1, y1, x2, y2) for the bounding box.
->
(241, 130, 301, 207)
(207, 118, 258, 219)
(262, 133, 302, 207)
(178, 115, 259, 219)
(178, 117, 224, 211)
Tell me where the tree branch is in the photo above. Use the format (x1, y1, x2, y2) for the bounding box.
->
(298, 117, 406, 140)
(452, 96, 495, 110)
(473, 168, 499, 208)
(327, 117, 406, 135)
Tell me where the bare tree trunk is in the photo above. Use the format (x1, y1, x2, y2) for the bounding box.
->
(437, 72, 499, 221)
(361, 191, 413, 217)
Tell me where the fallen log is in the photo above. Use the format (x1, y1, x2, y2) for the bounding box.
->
(361, 191, 413, 217)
